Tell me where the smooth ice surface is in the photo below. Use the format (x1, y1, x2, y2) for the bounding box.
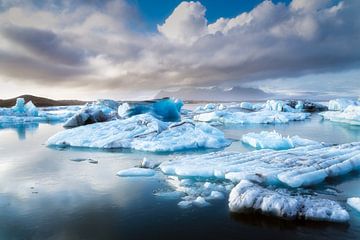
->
(320, 105, 360, 125)
(48, 114, 230, 152)
(229, 180, 349, 222)
(347, 197, 360, 212)
(63, 100, 119, 128)
(118, 98, 183, 122)
(160, 142, 360, 187)
(328, 99, 359, 111)
(116, 168, 156, 177)
(242, 131, 319, 150)
(194, 110, 310, 125)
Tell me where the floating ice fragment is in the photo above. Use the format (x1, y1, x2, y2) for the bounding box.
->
(193, 196, 210, 207)
(328, 99, 359, 111)
(320, 105, 360, 125)
(347, 197, 360, 212)
(229, 180, 349, 222)
(242, 131, 319, 150)
(116, 168, 156, 177)
(141, 157, 161, 169)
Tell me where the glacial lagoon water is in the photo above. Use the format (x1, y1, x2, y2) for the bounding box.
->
(1, 105, 360, 240)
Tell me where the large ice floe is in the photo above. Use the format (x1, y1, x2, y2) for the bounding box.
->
(194, 109, 309, 125)
(63, 99, 119, 128)
(229, 180, 349, 222)
(320, 105, 360, 126)
(328, 98, 359, 111)
(47, 114, 230, 152)
(241, 131, 319, 150)
(160, 142, 360, 187)
(118, 98, 183, 122)
(0, 98, 75, 124)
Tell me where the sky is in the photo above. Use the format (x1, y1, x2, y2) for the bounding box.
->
(0, 0, 359, 100)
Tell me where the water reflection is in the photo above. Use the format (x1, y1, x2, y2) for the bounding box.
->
(0, 108, 360, 239)
(0, 122, 39, 140)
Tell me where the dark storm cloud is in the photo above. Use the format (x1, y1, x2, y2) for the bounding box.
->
(1, 25, 86, 66)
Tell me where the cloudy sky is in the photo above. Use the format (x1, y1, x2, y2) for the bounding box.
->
(0, 0, 359, 100)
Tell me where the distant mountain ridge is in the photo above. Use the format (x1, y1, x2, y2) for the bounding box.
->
(155, 86, 272, 101)
(0, 95, 86, 107)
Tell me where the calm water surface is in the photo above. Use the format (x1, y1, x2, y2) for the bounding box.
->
(1, 105, 360, 240)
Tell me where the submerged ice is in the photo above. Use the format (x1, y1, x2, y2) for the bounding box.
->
(229, 180, 349, 222)
(242, 131, 319, 150)
(47, 114, 230, 152)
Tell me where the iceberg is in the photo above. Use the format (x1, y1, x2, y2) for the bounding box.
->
(194, 110, 310, 125)
(320, 105, 360, 125)
(264, 100, 298, 112)
(0, 98, 76, 124)
(118, 98, 183, 122)
(117, 168, 156, 177)
(160, 142, 360, 187)
(347, 197, 360, 212)
(63, 100, 119, 128)
(47, 114, 230, 152)
(242, 131, 319, 150)
(229, 180, 349, 222)
(328, 98, 359, 111)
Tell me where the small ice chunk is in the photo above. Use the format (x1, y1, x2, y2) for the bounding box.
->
(242, 131, 318, 150)
(154, 191, 184, 199)
(116, 168, 156, 177)
(178, 200, 192, 208)
(193, 196, 210, 207)
(347, 197, 360, 212)
(229, 180, 349, 222)
(141, 157, 161, 169)
(209, 191, 224, 199)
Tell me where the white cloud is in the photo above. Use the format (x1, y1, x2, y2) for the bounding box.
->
(157, 1, 207, 44)
(0, 0, 359, 99)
